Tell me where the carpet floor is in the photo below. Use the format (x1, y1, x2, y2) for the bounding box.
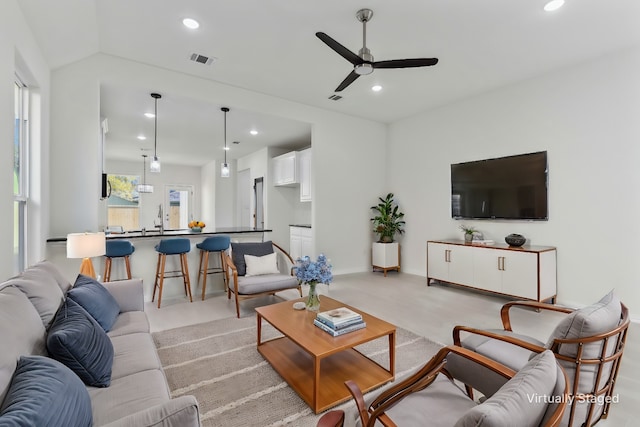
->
(152, 315, 443, 427)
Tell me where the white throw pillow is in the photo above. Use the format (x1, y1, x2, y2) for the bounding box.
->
(244, 252, 279, 276)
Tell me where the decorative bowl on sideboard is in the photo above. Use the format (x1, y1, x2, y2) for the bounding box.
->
(505, 233, 526, 247)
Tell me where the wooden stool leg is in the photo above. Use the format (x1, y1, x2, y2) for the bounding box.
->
(125, 255, 132, 279)
(104, 258, 112, 282)
(197, 250, 204, 292)
(201, 251, 210, 301)
(220, 251, 228, 293)
(152, 253, 161, 302)
(157, 254, 166, 308)
(181, 253, 193, 302)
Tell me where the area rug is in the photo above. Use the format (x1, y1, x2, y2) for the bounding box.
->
(152, 316, 443, 427)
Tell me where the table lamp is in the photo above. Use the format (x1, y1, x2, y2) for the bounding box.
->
(67, 232, 106, 279)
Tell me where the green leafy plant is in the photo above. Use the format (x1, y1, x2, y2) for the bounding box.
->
(459, 224, 477, 235)
(370, 193, 405, 243)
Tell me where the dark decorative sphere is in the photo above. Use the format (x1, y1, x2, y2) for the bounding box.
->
(505, 234, 526, 247)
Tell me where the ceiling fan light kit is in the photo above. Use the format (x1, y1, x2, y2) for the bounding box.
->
(316, 8, 438, 92)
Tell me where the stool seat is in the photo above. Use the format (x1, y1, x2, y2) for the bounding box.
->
(152, 238, 192, 308)
(197, 235, 231, 300)
(155, 238, 191, 255)
(104, 240, 135, 282)
(106, 240, 135, 257)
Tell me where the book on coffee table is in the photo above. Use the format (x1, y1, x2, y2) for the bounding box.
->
(316, 307, 362, 328)
(313, 318, 366, 336)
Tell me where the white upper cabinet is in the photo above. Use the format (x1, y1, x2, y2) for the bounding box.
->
(298, 148, 312, 202)
(273, 151, 298, 186)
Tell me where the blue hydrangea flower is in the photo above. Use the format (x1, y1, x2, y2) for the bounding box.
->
(295, 254, 333, 285)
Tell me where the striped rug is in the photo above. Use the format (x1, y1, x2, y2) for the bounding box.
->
(152, 316, 442, 427)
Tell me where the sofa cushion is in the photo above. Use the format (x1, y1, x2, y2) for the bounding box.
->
(231, 241, 274, 276)
(67, 274, 120, 332)
(46, 298, 114, 387)
(244, 252, 280, 276)
(454, 350, 558, 427)
(88, 369, 170, 426)
(0, 286, 47, 404)
(33, 260, 73, 293)
(0, 355, 92, 427)
(237, 274, 299, 295)
(4, 267, 65, 330)
(108, 311, 150, 338)
(110, 333, 162, 380)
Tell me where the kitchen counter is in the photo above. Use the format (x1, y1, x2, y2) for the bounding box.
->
(46, 227, 272, 242)
(289, 224, 311, 228)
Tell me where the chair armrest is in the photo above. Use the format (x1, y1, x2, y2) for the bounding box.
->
(100, 395, 200, 427)
(272, 242, 295, 276)
(500, 301, 574, 331)
(453, 325, 548, 354)
(102, 278, 144, 312)
(316, 410, 345, 427)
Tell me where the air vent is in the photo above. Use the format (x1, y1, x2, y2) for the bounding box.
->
(189, 53, 215, 66)
(328, 94, 343, 101)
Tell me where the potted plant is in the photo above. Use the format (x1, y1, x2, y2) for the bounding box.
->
(459, 224, 476, 243)
(370, 193, 405, 243)
(370, 193, 405, 276)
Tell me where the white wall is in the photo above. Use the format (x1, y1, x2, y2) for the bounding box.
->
(388, 46, 640, 315)
(0, 1, 51, 278)
(47, 53, 386, 275)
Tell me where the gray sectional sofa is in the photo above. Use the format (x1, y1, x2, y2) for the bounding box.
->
(0, 260, 200, 426)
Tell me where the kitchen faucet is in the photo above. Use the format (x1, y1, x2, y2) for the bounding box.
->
(155, 204, 164, 234)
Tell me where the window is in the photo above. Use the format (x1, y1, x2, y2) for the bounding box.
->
(106, 174, 140, 231)
(13, 78, 28, 273)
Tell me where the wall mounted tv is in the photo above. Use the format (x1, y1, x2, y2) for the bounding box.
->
(451, 151, 548, 220)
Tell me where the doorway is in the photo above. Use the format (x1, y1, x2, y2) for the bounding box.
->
(254, 177, 264, 230)
(164, 185, 193, 229)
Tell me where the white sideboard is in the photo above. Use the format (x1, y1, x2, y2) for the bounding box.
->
(427, 240, 557, 303)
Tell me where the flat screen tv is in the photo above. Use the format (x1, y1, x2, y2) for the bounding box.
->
(451, 151, 548, 220)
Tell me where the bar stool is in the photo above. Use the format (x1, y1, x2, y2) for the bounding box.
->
(103, 240, 135, 282)
(152, 238, 193, 308)
(196, 235, 231, 300)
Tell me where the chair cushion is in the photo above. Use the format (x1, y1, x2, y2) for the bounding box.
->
(237, 274, 298, 295)
(454, 350, 558, 427)
(196, 235, 230, 252)
(231, 241, 274, 276)
(105, 240, 135, 257)
(0, 286, 47, 404)
(0, 356, 92, 427)
(46, 298, 114, 387)
(67, 274, 121, 332)
(461, 329, 545, 372)
(155, 238, 191, 255)
(245, 252, 280, 277)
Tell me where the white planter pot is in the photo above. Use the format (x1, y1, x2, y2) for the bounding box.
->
(372, 242, 400, 276)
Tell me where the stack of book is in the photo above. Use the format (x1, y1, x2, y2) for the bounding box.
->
(314, 307, 366, 336)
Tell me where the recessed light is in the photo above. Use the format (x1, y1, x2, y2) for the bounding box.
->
(137, 135, 146, 140)
(371, 85, 382, 92)
(250, 130, 258, 136)
(144, 113, 155, 118)
(183, 18, 200, 29)
(544, 0, 565, 12)
(223, 146, 230, 151)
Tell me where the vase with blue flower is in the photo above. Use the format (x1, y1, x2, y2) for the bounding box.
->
(295, 254, 333, 312)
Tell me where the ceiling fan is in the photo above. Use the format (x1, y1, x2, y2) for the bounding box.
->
(316, 9, 439, 92)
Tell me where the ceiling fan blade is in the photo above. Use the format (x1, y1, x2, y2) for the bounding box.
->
(372, 58, 439, 69)
(335, 71, 360, 92)
(316, 32, 363, 65)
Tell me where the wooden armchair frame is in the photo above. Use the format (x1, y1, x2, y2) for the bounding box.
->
(318, 345, 568, 427)
(453, 300, 629, 427)
(222, 242, 302, 318)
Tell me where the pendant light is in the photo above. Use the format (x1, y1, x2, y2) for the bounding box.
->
(149, 93, 162, 173)
(221, 107, 230, 178)
(137, 154, 153, 193)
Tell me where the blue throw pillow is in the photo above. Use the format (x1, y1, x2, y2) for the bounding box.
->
(231, 241, 274, 276)
(67, 274, 120, 332)
(0, 355, 92, 427)
(46, 298, 114, 387)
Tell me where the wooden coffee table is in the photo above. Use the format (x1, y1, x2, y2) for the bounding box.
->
(255, 296, 396, 414)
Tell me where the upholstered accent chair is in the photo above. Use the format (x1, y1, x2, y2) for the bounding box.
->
(317, 346, 568, 427)
(453, 291, 629, 427)
(222, 241, 302, 318)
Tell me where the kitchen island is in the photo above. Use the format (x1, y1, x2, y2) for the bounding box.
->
(46, 227, 272, 303)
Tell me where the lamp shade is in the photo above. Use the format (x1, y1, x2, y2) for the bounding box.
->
(67, 232, 106, 259)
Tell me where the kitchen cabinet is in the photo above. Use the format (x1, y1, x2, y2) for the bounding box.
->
(290, 226, 313, 260)
(298, 148, 312, 202)
(273, 151, 298, 186)
(427, 240, 557, 303)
